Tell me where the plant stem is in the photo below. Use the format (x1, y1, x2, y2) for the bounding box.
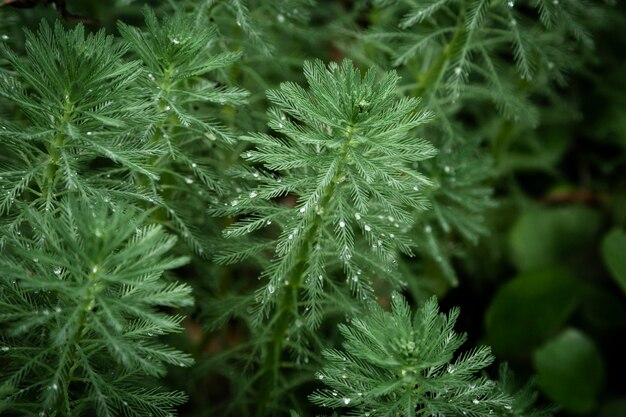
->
(256, 126, 356, 415)
(44, 94, 74, 203)
(53, 265, 100, 415)
(413, 13, 466, 98)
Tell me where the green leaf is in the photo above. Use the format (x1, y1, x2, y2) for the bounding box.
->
(485, 268, 579, 355)
(509, 205, 600, 271)
(601, 228, 626, 296)
(533, 328, 605, 413)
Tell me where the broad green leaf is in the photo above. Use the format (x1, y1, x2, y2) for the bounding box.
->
(601, 228, 626, 296)
(485, 268, 579, 355)
(509, 205, 600, 271)
(534, 328, 605, 413)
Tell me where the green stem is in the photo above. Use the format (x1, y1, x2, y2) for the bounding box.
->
(256, 126, 356, 415)
(44, 95, 74, 201)
(413, 14, 466, 97)
(53, 265, 101, 416)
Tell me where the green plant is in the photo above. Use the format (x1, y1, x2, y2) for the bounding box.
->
(1, 1, 623, 416)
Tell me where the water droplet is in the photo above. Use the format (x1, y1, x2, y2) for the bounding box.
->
(454, 66, 462, 76)
(473, 399, 480, 404)
(447, 364, 455, 374)
(552, 0, 558, 4)
(55, 307, 61, 313)
(53, 266, 62, 276)
(266, 220, 272, 225)
(444, 165, 451, 173)
(504, 405, 512, 410)
(510, 18, 517, 26)
(364, 224, 371, 232)
(318, 274, 323, 281)
(236, 19, 242, 27)
(1, 35, 9, 41)
(171, 37, 181, 45)
(86, 131, 93, 136)
(507, 0, 514, 7)
(277, 14, 285, 23)
(343, 398, 351, 405)
(249, 191, 258, 198)
(33, 258, 39, 263)
(413, 185, 420, 191)
(339, 220, 346, 228)
(91, 265, 98, 274)
(268, 284, 275, 294)
(164, 105, 171, 111)
(1, 346, 9, 352)
(184, 177, 194, 184)
(230, 200, 239, 206)
(299, 207, 306, 213)
(355, 212, 362, 220)
(191, 162, 197, 168)
(425, 225, 432, 233)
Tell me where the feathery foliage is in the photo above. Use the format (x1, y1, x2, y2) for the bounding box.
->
(221, 59, 436, 322)
(0, 1, 619, 416)
(0, 198, 193, 416)
(311, 294, 541, 417)
(0, 21, 155, 226)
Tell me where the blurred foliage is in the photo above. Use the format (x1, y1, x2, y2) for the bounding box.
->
(1, 0, 625, 416)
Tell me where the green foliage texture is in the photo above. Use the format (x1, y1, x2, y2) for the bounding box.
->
(0, 0, 624, 416)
